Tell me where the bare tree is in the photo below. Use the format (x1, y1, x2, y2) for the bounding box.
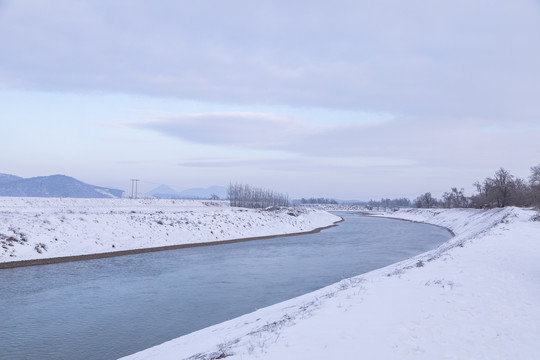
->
(470, 180, 491, 208)
(530, 163, 540, 207)
(470, 167, 533, 208)
(228, 182, 289, 209)
(531, 164, 540, 186)
(512, 177, 533, 207)
(470, 169, 514, 208)
(442, 187, 469, 208)
(414, 192, 437, 208)
(490, 168, 515, 207)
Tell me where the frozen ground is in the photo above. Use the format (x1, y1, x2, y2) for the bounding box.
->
(121, 207, 540, 360)
(0, 197, 340, 264)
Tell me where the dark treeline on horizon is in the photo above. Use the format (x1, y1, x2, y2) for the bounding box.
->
(415, 165, 540, 209)
(364, 164, 540, 209)
(297, 198, 339, 205)
(228, 163, 540, 211)
(369, 163, 540, 210)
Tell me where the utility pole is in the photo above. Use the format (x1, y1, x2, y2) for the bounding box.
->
(130, 179, 140, 199)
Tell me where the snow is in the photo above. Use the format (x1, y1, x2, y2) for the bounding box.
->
(120, 207, 540, 360)
(0, 197, 340, 264)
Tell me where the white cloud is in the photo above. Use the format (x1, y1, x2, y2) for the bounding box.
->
(132, 112, 320, 148)
(176, 156, 415, 171)
(131, 110, 538, 174)
(130, 111, 392, 153)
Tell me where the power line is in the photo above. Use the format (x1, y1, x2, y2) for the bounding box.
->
(130, 179, 140, 199)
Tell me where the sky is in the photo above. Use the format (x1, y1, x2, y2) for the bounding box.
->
(1, 0, 539, 200)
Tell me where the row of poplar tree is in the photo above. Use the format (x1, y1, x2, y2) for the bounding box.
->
(228, 183, 289, 208)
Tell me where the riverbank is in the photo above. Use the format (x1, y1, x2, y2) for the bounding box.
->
(0, 197, 341, 268)
(122, 207, 540, 360)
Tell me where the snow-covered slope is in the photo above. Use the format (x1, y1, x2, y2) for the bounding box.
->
(121, 207, 540, 360)
(0, 197, 340, 265)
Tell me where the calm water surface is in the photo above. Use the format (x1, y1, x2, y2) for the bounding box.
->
(0, 213, 451, 360)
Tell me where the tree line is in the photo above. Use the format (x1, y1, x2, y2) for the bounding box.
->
(366, 198, 412, 210)
(228, 163, 539, 210)
(298, 197, 338, 205)
(228, 182, 289, 208)
(414, 164, 540, 209)
(365, 164, 540, 210)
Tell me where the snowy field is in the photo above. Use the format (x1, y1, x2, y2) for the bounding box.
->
(0, 197, 340, 265)
(121, 207, 540, 360)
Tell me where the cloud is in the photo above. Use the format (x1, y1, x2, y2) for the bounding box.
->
(1, 0, 539, 119)
(132, 110, 540, 173)
(177, 157, 311, 171)
(177, 156, 414, 171)
(130, 111, 389, 153)
(132, 112, 320, 148)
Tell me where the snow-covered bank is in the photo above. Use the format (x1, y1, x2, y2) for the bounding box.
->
(122, 207, 540, 360)
(0, 197, 340, 265)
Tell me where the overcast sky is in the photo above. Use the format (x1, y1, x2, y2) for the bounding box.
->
(1, 0, 539, 200)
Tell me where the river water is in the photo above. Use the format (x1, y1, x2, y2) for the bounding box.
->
(0, 213, 451, 360)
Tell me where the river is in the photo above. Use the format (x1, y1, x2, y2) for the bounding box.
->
(0, 213, 452, 359)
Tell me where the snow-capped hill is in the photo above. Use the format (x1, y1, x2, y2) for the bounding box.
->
(0, 174, 124, 198)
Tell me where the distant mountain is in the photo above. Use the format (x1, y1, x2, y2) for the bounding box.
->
(0, 173, 23, 184)
(146, 184, 182, 198)
(146, 185, 228, 199)
(0, 174, 124, 198)
(178, 185, 228, 199)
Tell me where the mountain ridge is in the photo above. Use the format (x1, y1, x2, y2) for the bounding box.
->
(0, 174, 124, 198)
(147, 184, 227, 199)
